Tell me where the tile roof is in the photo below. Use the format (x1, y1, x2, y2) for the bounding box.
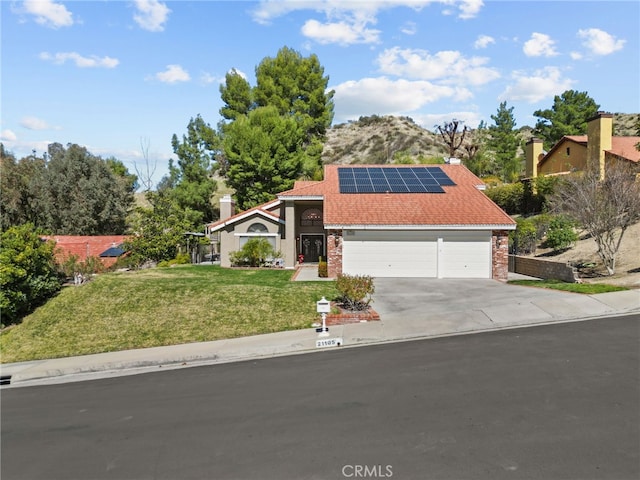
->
(608, 137, 640, 163)
(207, 200, 282, 231)
(320, 164, 515, 227)
(42, 235, 128, 267)
(208, 164, 515, 230)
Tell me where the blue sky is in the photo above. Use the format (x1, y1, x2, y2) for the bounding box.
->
(2, 0, 638, 187)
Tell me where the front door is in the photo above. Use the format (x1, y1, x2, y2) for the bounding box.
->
(301, 234, 325, 263)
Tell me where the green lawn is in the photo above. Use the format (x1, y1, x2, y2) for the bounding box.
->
(0, 265, 337, 363)
(508, 279, 629, 294)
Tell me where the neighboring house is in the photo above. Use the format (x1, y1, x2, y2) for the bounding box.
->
(525, 111, 640, 179)
(206, 164, 516, 280)
(43, 235, 128, 268)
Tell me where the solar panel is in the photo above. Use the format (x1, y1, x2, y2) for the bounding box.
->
(338, 166, 455, 194)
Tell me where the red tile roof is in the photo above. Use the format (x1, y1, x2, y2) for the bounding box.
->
(279, 164, 515, 228)
(608, 137, 640, 163)
(42, 235, 128, 267)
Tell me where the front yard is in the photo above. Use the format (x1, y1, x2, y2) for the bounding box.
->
(0, 265, 337, 363)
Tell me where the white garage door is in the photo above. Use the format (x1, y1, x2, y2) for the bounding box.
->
(342, 230, 492, 278)
(343, 230, 437, 278)
(440, 231, 492, 278)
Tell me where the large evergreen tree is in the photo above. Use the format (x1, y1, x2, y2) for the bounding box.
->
(488, 102, 521, 182)
(219, 46, 334, 205)
(167, 115, 218, 226)
(1, 143, 135, 234)
(223, 106, 306, 210)
(42, 143, 135, 235)
(533, 90, 600, 149)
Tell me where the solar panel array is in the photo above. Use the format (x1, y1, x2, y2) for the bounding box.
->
(338, 166, 455, 194)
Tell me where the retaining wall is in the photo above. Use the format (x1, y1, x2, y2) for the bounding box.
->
(509, 255, 580, 283)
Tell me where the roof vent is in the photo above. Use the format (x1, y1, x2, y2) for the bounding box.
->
(445, 157, 461, 165)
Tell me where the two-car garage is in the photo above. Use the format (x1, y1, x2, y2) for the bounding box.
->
(341, 230, 492, 278)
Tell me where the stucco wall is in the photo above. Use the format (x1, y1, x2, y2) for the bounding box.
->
(538, 143, 588, 176)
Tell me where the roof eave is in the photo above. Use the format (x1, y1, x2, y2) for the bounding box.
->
(324, 224, 516, 231)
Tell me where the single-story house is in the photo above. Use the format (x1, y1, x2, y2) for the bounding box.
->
(525, 111, 640, 179)
(43, 235, 128, 268)
(206, 163, 516, 280)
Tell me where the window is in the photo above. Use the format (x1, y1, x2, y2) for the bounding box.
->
(239, 223, 276, 250)
(566, 147, 571, 156)
(300, 208, 323, 226)
(248, 223, 268, 233)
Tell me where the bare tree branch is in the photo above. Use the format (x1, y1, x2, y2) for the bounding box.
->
(552, 162, 640, 274)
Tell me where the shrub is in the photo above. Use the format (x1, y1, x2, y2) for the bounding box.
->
(0, 224, 61, 326)
(510, 217, 537, 255)
(485, 182, 524, 215)
(544, 215, 578, 251)
(335, 274, 374, 311)
(318, 258, 328, 278)
(229, 238, 280, 267)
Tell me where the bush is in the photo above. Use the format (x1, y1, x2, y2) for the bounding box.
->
(229, 238, 280, 267)
(544, 215, 578, 251)
(485, 182, 524, 215)
(510, 217, 537, 255)
(335, 274, 374, 311)
(0, 224, 61, 326)
(318, 258, 328, 278)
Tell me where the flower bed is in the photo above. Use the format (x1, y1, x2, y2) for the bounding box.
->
(325, 302, 380, 325)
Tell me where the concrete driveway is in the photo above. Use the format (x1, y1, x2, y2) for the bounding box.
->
(370, 276, 630, 326)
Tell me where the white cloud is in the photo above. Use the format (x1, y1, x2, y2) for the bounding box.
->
(577, 28, 625, 56)
(401, 21, 417, 35)
(1, 129, 18, 142)
(154, 65, 190, 84)
(21, 0, 73, 28)
(133, 0, 171, 32)
(301, 18, 380, 45)
(523, 33, 558, 57)
(39, 52, 119, 68)
(20, 116, 54, 130)
(570, 51, 583, 60)
(331, 76, 471, 122)
(499, 67, 575, 103)
(199, 72, 220, 85)
(376, 47, 500, 86)
(251, 1, 484, 46)
(473, 34, 495, 49)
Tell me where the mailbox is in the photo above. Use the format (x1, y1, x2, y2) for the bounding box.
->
(316, 296, 331, 313)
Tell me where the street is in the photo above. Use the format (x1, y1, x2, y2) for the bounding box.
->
(2, 314, 639, 480)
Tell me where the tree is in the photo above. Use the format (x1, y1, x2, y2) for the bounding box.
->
(462, 121, 492, 177)
(488, 102, 521, 182)
(0, 223, 61, 326)
(167, 115, 218, 227)
(435, 120, 468, 158)
(219, 69, 253, 121)
(125, 193, 193, 266)
(219, 46, 335, 197)
(223, 105, 306, 210)
(533, 90, 600, 149)
(42, 143, 135, 235)
(551, 162, 640, 275)
(0, 147, 48, 229)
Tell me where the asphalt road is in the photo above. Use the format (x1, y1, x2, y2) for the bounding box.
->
(2, 314, 639, 480)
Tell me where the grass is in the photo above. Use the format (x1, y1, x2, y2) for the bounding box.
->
(0, 265, 337, 363)
(508, 279, 629, 294)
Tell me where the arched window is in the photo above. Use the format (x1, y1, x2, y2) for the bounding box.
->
(247, 223, 268, 233)
(300, 208, 323, 226)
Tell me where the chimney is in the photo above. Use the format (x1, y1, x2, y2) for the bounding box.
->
(220, 194, 235, 220)
(525, 138, 544, 178)
(587, 112, 613, 179)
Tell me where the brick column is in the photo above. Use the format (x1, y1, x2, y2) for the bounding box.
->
(327, 230, 343, 278)
(492, 230, 509, 281)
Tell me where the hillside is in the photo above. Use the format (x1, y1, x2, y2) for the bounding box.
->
(320, 113, 639, 166)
